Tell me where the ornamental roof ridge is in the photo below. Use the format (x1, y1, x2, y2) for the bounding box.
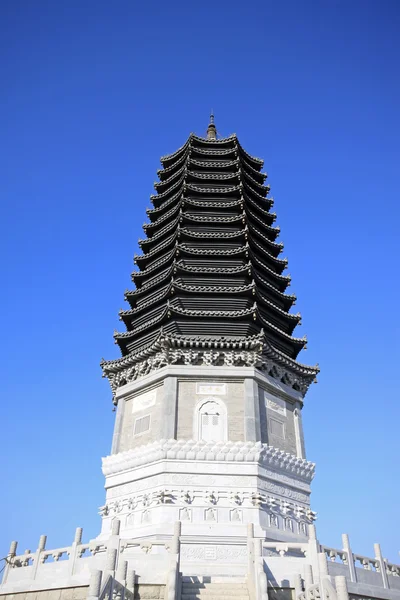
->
(255, 288, 301, 322)
(188, 171, 239, 182)
(189, 147, 237, 157)
(189, 158, 239, 169)
(256, 307, 306, 346)
(146, 189, 183, 217)
(101, 330, 265, 371)
(247, 219, 282, 247)
(166, 330, 264, 345)
(131, 248, 175, 279)
(263, 339, 319, 377)
(246, 205, 278, 231)
(114, 305, 168, 339)
(191, 133, 237, 144)
(253, 267, 296, 302)
(125, 265, 174, 297)
(150, 173, 185, 203)
(168, 303, 256, 319)
(157, 149, 189, 176)
(182, 213, 244, 224)
(139, 214, 181, 247)
(144, 200, 182, 231)
(249, 250, 291, 284)
(134, 231, 177, 264)
(179, 227, 247, 240)
(160, 135, 192, 163)
(178, 243, 247, 257)
(243, 179, 271, 202)
(250, 237, 288, 268)
(154, 161, 187, 189)
(240, 156, 268, 181)
(183, 197, 242, 209)
(176, 262, 250, 275)
(240, 165, 269, 193)
(101, 334, 164, 370)
(186, 182, 240, 194)
(237, 140, 264, 167)
(171, 281, 254, 294)
(120, 285, 170, 319)
(244, 191, 274, 215)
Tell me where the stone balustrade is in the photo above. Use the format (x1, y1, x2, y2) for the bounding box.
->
(319, 536, 400, 591)
(1, 528, 108, 591)
(2, 521, 400, 599)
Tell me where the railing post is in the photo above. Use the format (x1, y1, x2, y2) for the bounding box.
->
(342, 534, 356, 583)
(335, 576, 349, 600)
(374, 543, 389, 589)
(88, 569, 103, 600)
(127, 569, 136, 595)
(117, 560, 128, 585)
(255, 539, 267, 600)
(307, 525, 321, 585)
(106, 548, 117, 578)
(167, 521, 181, 600)
(304, 564, 314, 587)
(68, 527, 83, 576)
(247, 525, 255, 600)
(2, 541, 18, 585)
(32, 534, 47, 580)
(318, 552, 329, 578)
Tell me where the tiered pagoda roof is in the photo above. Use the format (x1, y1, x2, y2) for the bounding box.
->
(102, 117, 319, 397)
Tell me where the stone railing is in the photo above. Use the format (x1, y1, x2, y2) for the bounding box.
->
(1, 519, 180, 599)
(320, 534, 400, 591)
(1, 527, 105, 588)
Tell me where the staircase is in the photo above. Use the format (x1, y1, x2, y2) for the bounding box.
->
(181, 580, 250, 600)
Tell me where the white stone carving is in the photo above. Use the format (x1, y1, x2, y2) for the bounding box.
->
(141, 509, 150, 523)
(179, 507, 192, 521)
(269, 514, 279, 528)
(265, 392, 287, 415)
(132, 389, 157, 413)
(204, 546, 217, 560)
(196, 382, 226, 395)
(102, 439, 315, 481)
(105, 347, 314, 394)
(205, 508, 217, 522)
(126, 513, 134, 527)
(230, 508, 242, 522)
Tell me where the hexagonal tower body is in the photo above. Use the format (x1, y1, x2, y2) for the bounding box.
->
(100, 121, 319, 553)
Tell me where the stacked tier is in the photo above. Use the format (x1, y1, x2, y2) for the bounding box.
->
(102, 131, 319, 395)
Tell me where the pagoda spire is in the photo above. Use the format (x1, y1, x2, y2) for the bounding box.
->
(206, 111, 217, 140)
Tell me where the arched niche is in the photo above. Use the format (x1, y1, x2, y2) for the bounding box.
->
(193, 396, 228, 442)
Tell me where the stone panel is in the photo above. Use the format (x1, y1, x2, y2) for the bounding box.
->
(176, 379, 244, 441)
(119, 383, 163, 451)
(260, 387, 297, 455)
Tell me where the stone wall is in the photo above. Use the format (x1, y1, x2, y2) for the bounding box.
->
(259, 386, 298, 455)
(118, 383, 164, 451)
(0, 586, 88, 600)
(176, 379, 244, 441)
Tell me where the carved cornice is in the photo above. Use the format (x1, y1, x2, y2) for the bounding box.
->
(102, 439, 316, 481)
(101, 332, 318, 396)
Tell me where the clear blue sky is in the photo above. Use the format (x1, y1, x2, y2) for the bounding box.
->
(1, 1, 399, 563)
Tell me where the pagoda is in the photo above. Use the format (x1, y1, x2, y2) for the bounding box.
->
(101, 115, 319, 397)
(3, 118, 399, 600)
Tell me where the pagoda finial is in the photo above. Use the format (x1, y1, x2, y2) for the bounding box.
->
(207, 111, 217, 140)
